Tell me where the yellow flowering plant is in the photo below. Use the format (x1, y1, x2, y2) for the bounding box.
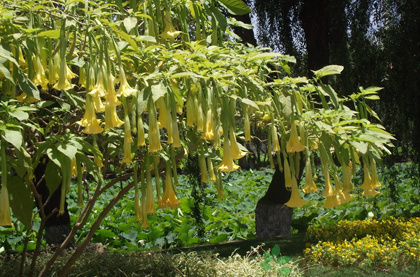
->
(0, 0, 395, 276)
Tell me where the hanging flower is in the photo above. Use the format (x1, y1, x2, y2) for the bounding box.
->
(286, 120, 305, 153)
(104, 106, 124, 130)
(229, 128, 246, 160)
(201, 109, 215, 140)
(171, 113, 182, 148)
(137, 113, 146, 147)
(53, 52, 74, 91)
(370, 159, 381, 189)
(0, 185, 12, 226)
(33, 55, 49, 91)
(89, 68, 107, 98)
(161, 164, 180, 209)
(271, 124, 281, 153)
(148, 100, 162, 153)
(207, 157, 216, 181)
(361, 163, 379, 197)
(160, 12, 182, 40)
(217, 137, 240, 172)
(77, 95, 103, 134)
(156, 97, 168, 129)
(121, 134, 133, 164)
(116, 67, 136, 97)
(321, 164, 335, 198)
(342, 163, 354, 192)
(302, 158, 318, 193)
(284, 175, 307, 208)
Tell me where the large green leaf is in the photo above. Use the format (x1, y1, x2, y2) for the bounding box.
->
(2, 129, 22, 149)
(8, 176, 33, 230)
(37, 29, 60, 38)
(123, 17, 137, 33)
(17, 70, 40, 100)
(57, 143, 78, 161)
(45, 160, 62, 196)
(210, 6, 227, 32)
(9, 109, 28, 121)
(312, 65, 344, 79)
(151, 82, 167, 102)
(217, 0, 251, 15)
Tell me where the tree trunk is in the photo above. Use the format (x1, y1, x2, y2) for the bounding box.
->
(255, 168, 293, 238)
(35, 160, 74, 247)
(300, 0, 330, 73)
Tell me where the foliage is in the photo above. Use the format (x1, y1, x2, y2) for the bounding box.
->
(260, 244, 292, 276)
(0, 0, 394, 275)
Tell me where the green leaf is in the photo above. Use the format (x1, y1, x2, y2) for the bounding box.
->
(312, 65, 344, 79)
(9, 109, 28, 121)
(271, 244, 281, 257)
(123, 17, 137, 33)
(241, 98, 259, 110)
(8, 176, 33, 230)
(112, 28, 139, 52)
(17, 70, 40, 100)
(95, 229, 117, 239)
(250, 52, 282, 61)
(151, 82, 167, 102)
(217, 0, 252, 15)
(211, 6, 227, 32)
(45, 160, 62, 196)
(47, 147, 64, 168)
(57, 143, 77, 160)
(0, 63, 14, 84)
(0, 45, 18, 66)
(319, 84, 339, 108)
(350, 141, 368, 154)
(277, 255, 291, 266)
(278, 266, 292, 276)
(37, 29, 60, 38)
(260, 261, 271, 271)
(2, 129, 22, 149)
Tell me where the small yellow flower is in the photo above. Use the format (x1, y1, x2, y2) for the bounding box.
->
(77, 95, 103, 134)
(201, 109, 215, 140)
(32, 56, 49, 91)
(229, 128, 247, 160)
(302, 158, 318, 193)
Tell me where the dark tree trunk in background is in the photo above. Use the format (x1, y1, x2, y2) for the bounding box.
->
(231, 10, 257, 46)
(300, 0, 330, 73)
(35, 160, 74, 247)
(255, 168, 293, 238)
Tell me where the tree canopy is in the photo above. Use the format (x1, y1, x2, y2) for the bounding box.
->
(0, 0, 394, 276)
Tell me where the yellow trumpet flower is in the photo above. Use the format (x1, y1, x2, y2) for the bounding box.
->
(217, 137, 240, 172)
(370, 159, 381, 189)
(302, 158, 318, 193)
(33, 56, 49, 91)
(229, 128, 246, 160)
(121, 134, 133, 164)
(160, 12, 182, 40)
(171, 113, 182, 148)
(104, 106, 124, 130)
(148, 100, 162, 153)
(0, 185, 12, 226)
(137, 114, 146, 147)
(333, 172, 353, 204)
(116, 67, 137, 97)
(360, 163, 379, 197)
(286, 120, 305, 153)
(156, 97, 168, 129)
(134, 190, 142, 221)
(77, 95, 103, 134)
(207, 157, 216, 181)
(284, 175, 307, 208)
(145, 173, 156, 214)
(271, 124, 281, 153)
(53, 52, 74, 91)
(161, 166, 180, 209)
(321, 164, 335, 198)
(89, 68, 107, 98)
(201, 109, 215, 140)
(342, 163, 354, 193)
